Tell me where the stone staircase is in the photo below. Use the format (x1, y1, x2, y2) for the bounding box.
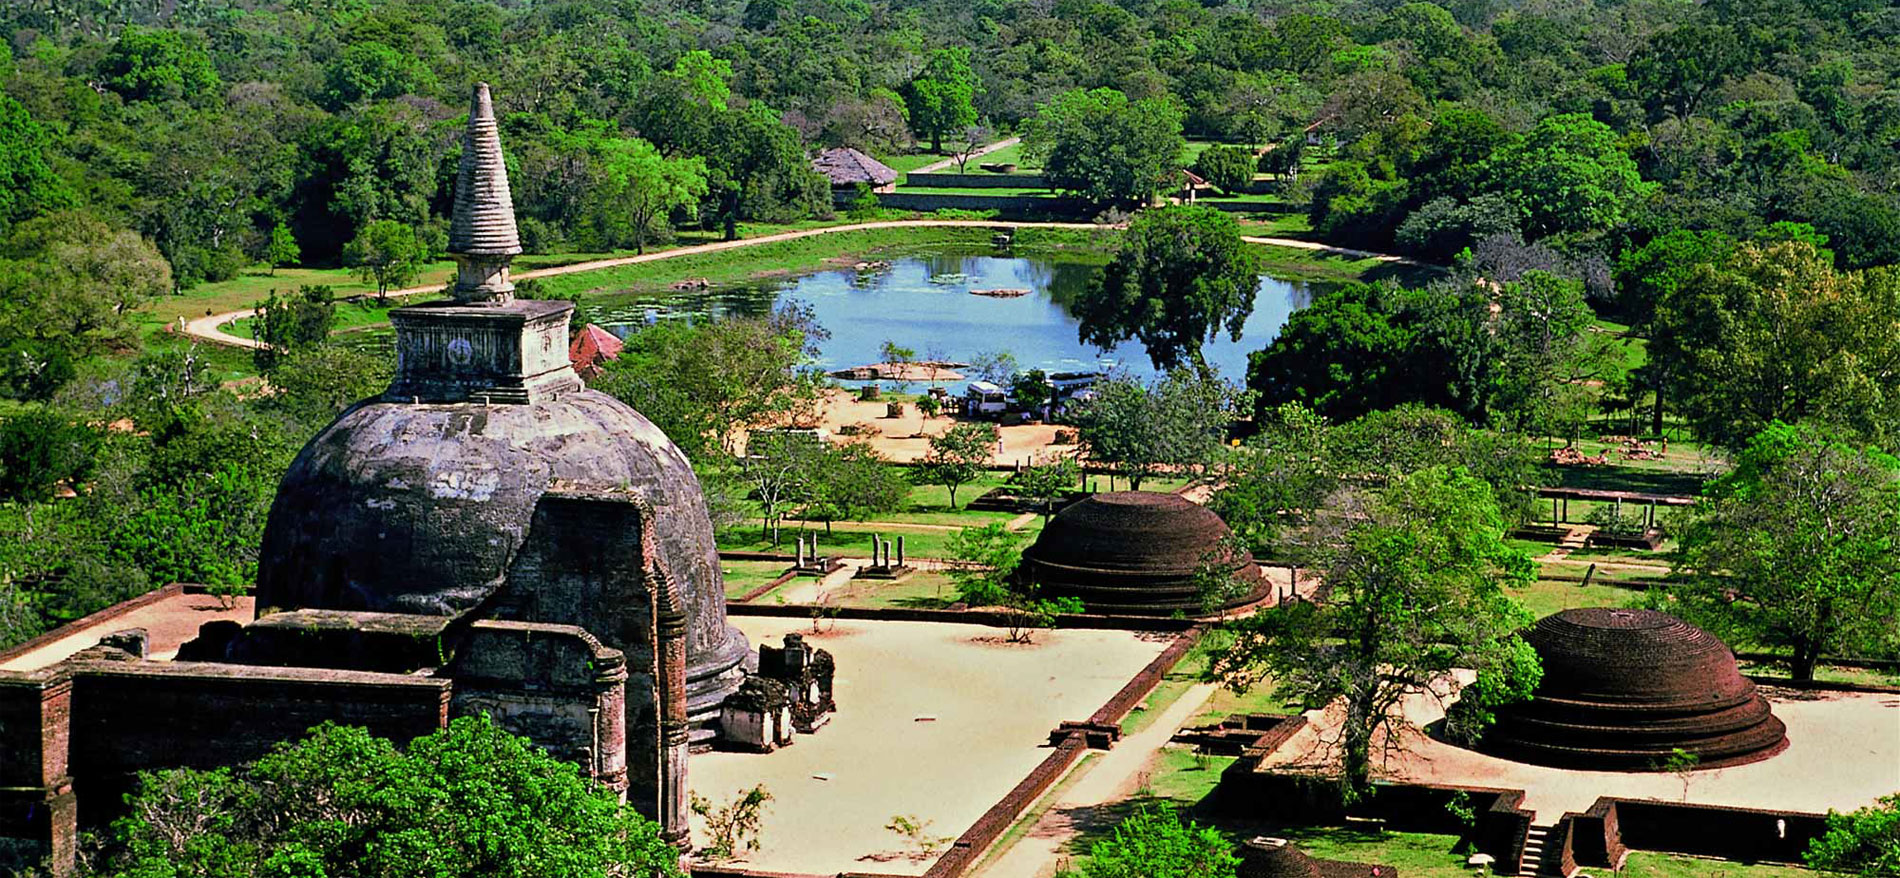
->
(1515, 823, 1564, 877)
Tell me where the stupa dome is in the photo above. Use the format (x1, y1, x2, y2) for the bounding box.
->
(255, 83, 748, 733)
(1238, 837, 1323, 878)
(1481, 608, 1787, 770)
(1020, 491, 1270, 615)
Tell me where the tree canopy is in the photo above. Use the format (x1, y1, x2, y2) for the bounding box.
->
(1022, 88, 1185, 208)
(1074, 206, 1260, 372)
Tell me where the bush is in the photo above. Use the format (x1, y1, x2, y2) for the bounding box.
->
(1191, 144, 1256, 194)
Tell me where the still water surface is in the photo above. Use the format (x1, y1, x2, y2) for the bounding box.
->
(346, 250, 1319, 387)
(575, 250, 1318, 387)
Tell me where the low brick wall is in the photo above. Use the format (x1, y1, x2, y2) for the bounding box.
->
(1087, 628, 1203, 727)
(876, 192, 1081, 214)
(1608, 799, 1826, 864)
(905, 172, 1046, 189)
(926, 734, 1090, 878)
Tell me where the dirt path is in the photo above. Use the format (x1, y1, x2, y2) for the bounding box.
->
(179, 219, 1430, 349)
(912, 137, 1021, 174)
(974, 683, 1220, 878)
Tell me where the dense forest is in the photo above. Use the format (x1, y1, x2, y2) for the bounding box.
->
(1, 0, 1897, 652)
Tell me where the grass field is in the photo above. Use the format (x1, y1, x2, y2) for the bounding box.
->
(823, 569, 961, 609)
(1508, 577, 1648, 618)
(720, 560, 798, 598)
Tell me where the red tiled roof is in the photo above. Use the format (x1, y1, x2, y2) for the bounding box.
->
(569, 323, 623, 380)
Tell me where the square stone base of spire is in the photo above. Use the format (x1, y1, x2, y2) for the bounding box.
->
(385, 299, 584, 404)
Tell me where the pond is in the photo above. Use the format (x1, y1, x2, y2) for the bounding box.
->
(575, 250, 1319, 388)
(343, 249, 1321, 388)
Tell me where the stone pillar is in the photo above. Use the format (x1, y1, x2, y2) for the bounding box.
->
(896, 536, 905, 567)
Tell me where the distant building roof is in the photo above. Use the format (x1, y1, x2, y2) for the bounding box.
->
(812, 147, 899, 187)
(568, 323, 623, 380)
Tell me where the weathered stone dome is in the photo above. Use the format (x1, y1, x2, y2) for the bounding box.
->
(1482, 608, 1787, 770)
(255, 390, 752, 731)
(1020, 491, 1270, 615)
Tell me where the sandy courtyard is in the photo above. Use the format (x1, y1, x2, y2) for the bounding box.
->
(688, 616, 1169, 875)
(1261, 675, 1900, 822)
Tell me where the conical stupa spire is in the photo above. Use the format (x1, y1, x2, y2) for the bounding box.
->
(450, 83, 521, 258)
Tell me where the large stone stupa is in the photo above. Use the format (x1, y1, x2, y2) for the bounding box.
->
(254, 83, 751, 736)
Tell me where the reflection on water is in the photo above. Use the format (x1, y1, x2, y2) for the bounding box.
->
(345, 249, 1319, 387)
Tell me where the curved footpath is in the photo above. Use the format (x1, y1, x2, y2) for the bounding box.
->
(179, 219, 1428, 350)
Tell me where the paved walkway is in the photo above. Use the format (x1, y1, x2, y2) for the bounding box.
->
(178, 220, 1429, 349)
(975, 683, 1220, 878)
(911, 137, 1021, 174)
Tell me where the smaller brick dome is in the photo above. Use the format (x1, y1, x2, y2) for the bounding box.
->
(1020, 491, 1270, 615)
(1482, 608, 1787, 770)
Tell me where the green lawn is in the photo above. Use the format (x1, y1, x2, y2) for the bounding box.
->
(1122, 629, 1227, 736)
(1239, 213, 1317, 240)
(1508, 578, 1649, 619)
(825, 569, 961, 609)
(895, 185, 1058, 197)
(718, 523, 959, 559)
(879, 151, 947, 175)
(963, 141, 1039, 171)
(720, 560, 797, 599)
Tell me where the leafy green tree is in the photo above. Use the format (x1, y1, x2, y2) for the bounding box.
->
(0, 95, 72, 231)
(1209, 466, 1540, 802)
(266, 343, 393, 422)
(1023, 88, 1186, 207)
(1481, 113, 1652, 239)
(321, 42, 438, 110)
(265, 222, 300, 275)
(1209, 401, 1336, 555)
(1074, 206, 1260, 372)
(342, 219, 425, 303)
(904, 48, 979, 154)
(1628, 24, 1746, 119)
(92, 715, 684, 878)
(1246, 283, 1424, 422)
(598, 137, 708, 253)
(1672, 422, 1900, 681)
(1649, 242, 1900, 448)
(1806, 793, 1900, 877)
(946, 522, 1023, 606)
(1072, 371, 1242, 491)
(916, 421, 997, 510)
(800, 440, 907, 534)
(0, 211, 171, 355)
(1062, 804, 1238, 878)
(251, 285, 337, 373)
(1190, 145, 1255, 194)
(0, 409, 100, 503)
(98, 26, 220, 102)
(702, 103, 829, 240)
(595, 304, 827, 462)
(1013, 456, 1081, 521)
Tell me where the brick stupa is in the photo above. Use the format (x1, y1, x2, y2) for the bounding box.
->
(1482, 608, 1788, 770)
(1020, 492, 1271, 615)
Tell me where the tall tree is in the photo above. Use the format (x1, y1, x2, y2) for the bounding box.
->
(1209, 466, 1540, 802)
(1672, 422, 1900, 681)
(903, 48, 979, 154)
(1022, 88, 1186, 207)
(597, 137, 708, 253)
(915, 421, 997, 509)
(0, 95, 72, 231)
(1650, 242, 1900, 448)
(0, 211, 171, 356)
(595, 304, 828, 462)
(342, 219, 425, 303)
(1074, 205, 1260, 372)
(1072, 370, 1243, 491)
(1481, 113, 1652, 239)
